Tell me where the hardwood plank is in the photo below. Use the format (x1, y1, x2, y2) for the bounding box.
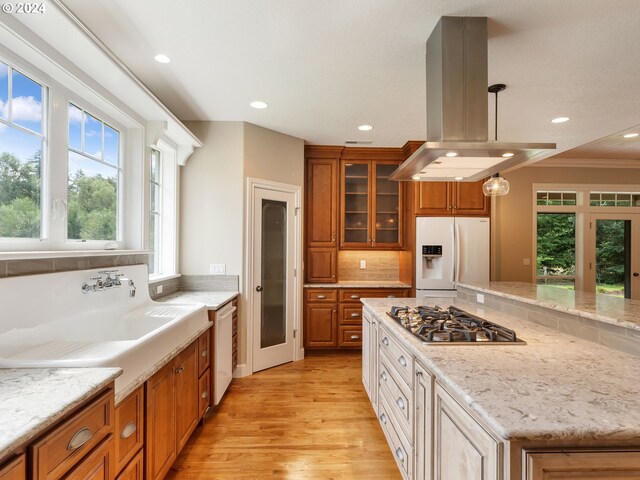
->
(167, 352, 401, 480)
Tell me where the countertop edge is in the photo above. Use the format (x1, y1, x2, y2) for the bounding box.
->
(304, 283, 412, 289)
(156, 291, 239, 310)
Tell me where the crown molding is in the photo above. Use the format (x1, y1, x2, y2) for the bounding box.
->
(533, 158, 640, 168)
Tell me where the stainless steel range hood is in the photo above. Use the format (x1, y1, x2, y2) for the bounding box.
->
(390, 16, 555, 182)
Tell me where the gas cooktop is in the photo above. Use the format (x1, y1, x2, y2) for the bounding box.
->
(387, 305, 525, 344)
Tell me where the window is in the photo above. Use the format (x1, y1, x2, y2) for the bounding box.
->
(590, 191, 640, 207)
(536, 191, 577, 206)
(0, 61, 46, 239)
(536, 213, 576, 288)
(149, 149, 161, 274)
(67, 103, 120, 241)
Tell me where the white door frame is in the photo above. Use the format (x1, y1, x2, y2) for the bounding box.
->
(245, 177, 304, 376)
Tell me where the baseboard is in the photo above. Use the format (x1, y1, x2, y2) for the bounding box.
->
(233, 363, 251, 378)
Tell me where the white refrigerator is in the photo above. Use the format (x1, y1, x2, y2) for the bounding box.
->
(415, 217, 490, 296)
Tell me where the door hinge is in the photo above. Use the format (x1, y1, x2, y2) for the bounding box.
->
(294, 268, 297, 277)
(590, 221, 592, 229)
(295, 207, 300, 216)
(293, 329, 297, 338)
(589, 262, 592, 270)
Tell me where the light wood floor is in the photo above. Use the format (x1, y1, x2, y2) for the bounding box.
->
(167, 352, 401, 480)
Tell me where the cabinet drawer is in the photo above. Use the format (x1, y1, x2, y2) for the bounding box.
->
(338, 326, 362, 347)
(378, 392, 412, 480)
(305, 289, 338, 303)
(64, 435, 115, 480)
(339, 304, 362, 325)
(115, 450, 142, 480)
(379, 326, 413, 388)
(199, 370, 211, 419)
(31, 389, 114, 480)
(0, 453, 26, 480)
(379, 350, 413, 441)
(339, 289, 408, 303)
(114, 386, 144, 474)
(198, 330, 210, 377)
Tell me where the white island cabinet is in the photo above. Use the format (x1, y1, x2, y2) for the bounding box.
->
(361, 299, 640, 480)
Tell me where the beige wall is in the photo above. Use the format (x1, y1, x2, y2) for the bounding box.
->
(180, 121, 244, 276)
(180, 121, 304, 372)
(494, 166, 640, 282)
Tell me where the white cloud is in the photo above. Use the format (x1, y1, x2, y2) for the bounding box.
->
(68, 105, 83, 124)
(11, 96, 41, 123)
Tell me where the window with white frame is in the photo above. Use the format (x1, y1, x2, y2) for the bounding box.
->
(67, 103, 121, 241)
(0, 60, 46, 239)
(149, 149, 161, 274)
(148, 142, 178, 278)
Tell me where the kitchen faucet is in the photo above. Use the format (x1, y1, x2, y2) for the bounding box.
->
(82, 270, 136, 296)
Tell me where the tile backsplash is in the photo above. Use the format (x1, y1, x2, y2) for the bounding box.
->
(0, 254, 148, 278)
(338, 250, 400, 281)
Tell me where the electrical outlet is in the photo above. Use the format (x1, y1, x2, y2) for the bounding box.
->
(210, 263, 226, 275)
(156, 285, 163, 294)
(360, 260, 366, 269)
(523, 258, 531, 266)
(477, 293, 485, 304)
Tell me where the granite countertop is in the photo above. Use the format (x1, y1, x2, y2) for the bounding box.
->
(157, 291, 239, 310)
(304, 281, 412, 289)
(458, 281, 640, 332)
(363, 297, 640, 442)
(0, 368, 121, 461)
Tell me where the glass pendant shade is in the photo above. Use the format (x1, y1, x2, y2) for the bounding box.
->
(482, 175, 510, 196)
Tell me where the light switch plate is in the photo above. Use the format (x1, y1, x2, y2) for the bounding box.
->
(210, 263, 226, 275)
(360, 260, 366, 269)
(477, 293, 485, 304)
(523, 258, 531, 266)
(156, 285, 163, 294)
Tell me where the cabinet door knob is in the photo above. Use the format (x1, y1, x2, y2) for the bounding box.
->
(396, 397, 405, 410)
(382, 337, 389, 346)
(202, 390, 208, 399)
(398, 355, 407, 367)
(395, 448, 405, 463)
(201, 349, 208, 357)
(380, 371, 387, 381)
(256, 285, 263, 292)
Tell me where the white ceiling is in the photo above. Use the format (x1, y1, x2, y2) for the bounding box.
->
(60, 0, 640, 157)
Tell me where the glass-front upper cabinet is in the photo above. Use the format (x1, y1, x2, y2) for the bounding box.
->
(340, 159, 402, 249)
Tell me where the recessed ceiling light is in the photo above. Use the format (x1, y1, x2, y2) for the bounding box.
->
(623, 133, 639, 138)
(502, 152, 514, 157)
(551, 117, 570, 124)
(250, 101, 268, 109)
(412, 175, 421, 180)
(454, 177, 463, 181)
(358, 125, 373, 131)
(446, 152, 458, 157)
(154, 54, 171, 64)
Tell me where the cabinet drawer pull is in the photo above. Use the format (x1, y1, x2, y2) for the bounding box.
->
(201, 349, 208, 357)
(380, 413, 387, 425)
(382, 337, 389, 346)
(316, 295, 326, 299)
(67, 427, 93, 451)
(350, 312, 361, 317)
(120, 422, 136, 439)
(395, 447, 405, 463)
(175, 366, 184, 374)
(380, 371, 387, 382)
(202, 390, 208, 399)
(350, 335, 360, 340)
(350, 295, 360, 299)
(398, 355, 407, 368)
(396, 397, 405, 410)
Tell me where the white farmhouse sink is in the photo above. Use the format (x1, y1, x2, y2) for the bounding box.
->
(0, 265, 210, 396)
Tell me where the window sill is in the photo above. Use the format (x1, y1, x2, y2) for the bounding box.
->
(0, 250, 150, 261)
(149, 273, 182, 284)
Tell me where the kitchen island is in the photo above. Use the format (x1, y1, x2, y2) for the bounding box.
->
(362, 291, 640, 480)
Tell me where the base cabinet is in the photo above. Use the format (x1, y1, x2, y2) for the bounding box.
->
(115, 451, 143, 480)
(64, 437, 115, 480)
(0, 454, 25, 480)
(414, 362, 433, 480)
(524, 450, 640, 480)
(175, 341, 199, 453)
(114, 387, 144, 474)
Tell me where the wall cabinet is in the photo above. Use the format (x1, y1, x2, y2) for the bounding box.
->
(341, 160, 403, 249)
(414, 179, 489, 216)
(304, 288, 408, 350)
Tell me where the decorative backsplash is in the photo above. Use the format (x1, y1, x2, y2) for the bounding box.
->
(0, 254, 148, 278)
(338, 251, 400, 281)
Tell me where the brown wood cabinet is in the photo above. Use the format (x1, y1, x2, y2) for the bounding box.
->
(0, 454, 25, 480)
(145, 362, 177, 480)
(115, 450, 142, 480)
(304, 287, 409, 350)
(114, 386, 144, 474)
(30, 389, 114, 480)
(524, 450, 640, 480)
(175, 341, 199, 453)
(340, 159, 403, 249)
(306, 248, 337, 283)
(64, 436, 115, 480)
(414, 179, 489, 216)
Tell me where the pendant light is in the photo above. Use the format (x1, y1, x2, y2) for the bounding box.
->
(482, 84, 511, 197)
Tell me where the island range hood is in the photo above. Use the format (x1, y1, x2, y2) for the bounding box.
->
(390, 16, 556, 182)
